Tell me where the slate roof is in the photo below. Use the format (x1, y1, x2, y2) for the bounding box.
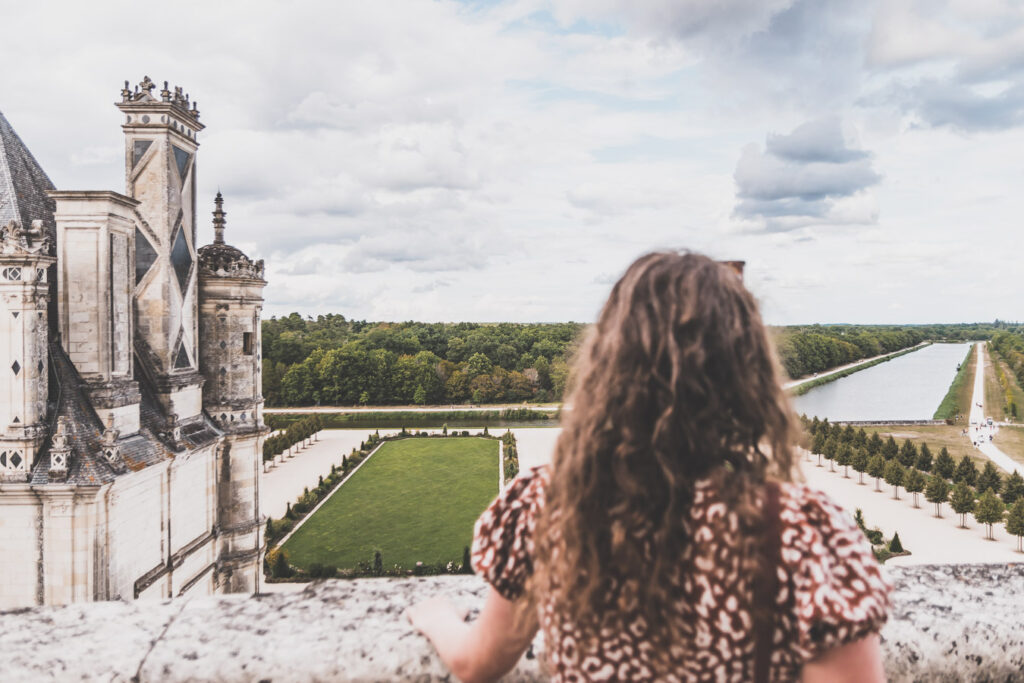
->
(0, 110, 56, 242)
(31, 344, 222, 486)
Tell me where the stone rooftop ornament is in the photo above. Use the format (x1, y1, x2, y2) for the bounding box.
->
(47, 417, 71, 482)
(100, 414, 125, 473)
(0, 218, 51, 255)
(197, 194, 266, 281)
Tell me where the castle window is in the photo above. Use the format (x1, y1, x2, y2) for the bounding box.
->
(242, 332, 253, 355)
(2, 267, 21, 281)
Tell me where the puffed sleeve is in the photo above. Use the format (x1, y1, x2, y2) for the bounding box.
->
(471, 467, 545, 600)
(779, 485, 892, 663)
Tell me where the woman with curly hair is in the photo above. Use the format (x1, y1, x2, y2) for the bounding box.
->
(407, 251, 890, 682)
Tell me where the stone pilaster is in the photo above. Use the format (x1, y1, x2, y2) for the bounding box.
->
(0, 219, 55, 479)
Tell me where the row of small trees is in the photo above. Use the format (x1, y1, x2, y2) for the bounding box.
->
(262, 414, 324, 462)
(804, 417, 1024, 550)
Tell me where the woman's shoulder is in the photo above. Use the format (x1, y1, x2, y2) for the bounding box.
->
(776, 480, 860, 533)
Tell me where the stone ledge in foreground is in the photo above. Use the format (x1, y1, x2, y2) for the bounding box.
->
(1, 564, 1022, 681)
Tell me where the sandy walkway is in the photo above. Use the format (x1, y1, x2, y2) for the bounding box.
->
(506, 427, 1022, 564)
(783, 343, 928, 390)
(969, 343, 1022, 475)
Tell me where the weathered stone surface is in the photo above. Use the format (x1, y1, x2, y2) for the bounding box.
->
(1, 565, 1021, 681)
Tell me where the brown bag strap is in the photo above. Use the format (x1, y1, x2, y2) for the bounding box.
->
(753, 480, 782, 683)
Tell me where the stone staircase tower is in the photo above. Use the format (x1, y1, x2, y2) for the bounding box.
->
(197, 193, 267, 593)
(115, 77, 205, 419)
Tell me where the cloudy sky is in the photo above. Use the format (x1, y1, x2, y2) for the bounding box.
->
(2, 0, 1022, 324)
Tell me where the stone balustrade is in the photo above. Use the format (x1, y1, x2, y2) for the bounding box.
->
(2, 564, 1021, 681)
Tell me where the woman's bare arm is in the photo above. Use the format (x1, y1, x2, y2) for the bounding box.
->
(406, 587, 538, 683)
(802, 634, 886, 683)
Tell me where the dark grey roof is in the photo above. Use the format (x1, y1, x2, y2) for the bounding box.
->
(0, 110, 56, 242)
(31, 343, 222, 486)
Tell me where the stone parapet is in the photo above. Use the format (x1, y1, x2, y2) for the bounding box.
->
(0, 564, 1021, 681)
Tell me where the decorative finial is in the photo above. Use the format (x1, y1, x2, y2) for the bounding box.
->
(121, 80, 132, 102)
(213, 192, 226, 244)
(138, 76, 155, 95)
(161, 81, 171, 102)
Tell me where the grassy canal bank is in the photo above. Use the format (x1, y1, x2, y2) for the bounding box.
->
(933, 344, 975, 421)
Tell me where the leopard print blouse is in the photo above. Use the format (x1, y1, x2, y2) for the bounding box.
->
(471, 467, 891, 682)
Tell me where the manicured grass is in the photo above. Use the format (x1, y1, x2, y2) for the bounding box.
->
(861, 425, 992, 472)
(983, 348, 1009, 422)
(933, 345, 975, 420)
(993, 426, 1024, 467)
(282, 438, 498, 570)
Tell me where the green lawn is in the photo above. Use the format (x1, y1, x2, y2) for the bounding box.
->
(282, 437, 498, 570)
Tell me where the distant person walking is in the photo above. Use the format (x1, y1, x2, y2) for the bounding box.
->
(408, 252, 890, 682)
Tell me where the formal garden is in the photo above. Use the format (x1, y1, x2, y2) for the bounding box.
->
(265, 428, 518, 580)
(802, 416, 1024, 553)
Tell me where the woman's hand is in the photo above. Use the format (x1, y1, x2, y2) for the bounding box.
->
(404, 588, 538, 683)
(405, 597, 469, 637)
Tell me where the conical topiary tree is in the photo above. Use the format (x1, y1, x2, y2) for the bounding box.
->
(888, 532, 904, 553)
(882, 436, 899, 461)
(925, 474, 949, 518)
(974, 488, 1005, 540)
(837, 443, 853, 477)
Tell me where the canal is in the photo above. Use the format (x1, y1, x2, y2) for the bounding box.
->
(791, 342, 973, 421)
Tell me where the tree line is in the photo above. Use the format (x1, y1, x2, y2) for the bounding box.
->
(803, 416, 1024, 548)
(990, 331, 1024, 418)
(261, 314, 1020, 407)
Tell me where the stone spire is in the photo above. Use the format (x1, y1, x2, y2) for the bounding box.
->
(213, 192, 226, 244)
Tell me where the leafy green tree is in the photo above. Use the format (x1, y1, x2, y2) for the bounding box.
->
(884, 460, 905, 499)
(466, 352, 493, 378)
(1002, 471, 1024, 505)
(1005, 499, 1024, 552)
(823, 435, 839, 468)
(950, 482, 976, 528)
(359, 391, 369, 406)
(974, 489, 1005, 540)
(898, 439, 918, 467)
(954, 456, 978, 486)
(915, 443, 933, 472)
(867, 432, 883, 457)
(925, 475, 949, 517)
(413, 385, 427, 405)
(977, 462, 1003, 496)
(934, 447, 956, 479)
(882, 436, 899, 461)
(855, 428, 868, 448)
(868, 454, 887, 492)
(841, 424, 856, 444)
(836, 443, 853, 478)
(904, 468, 926, 508)
(851, 448, 869, 485)
(811, 431, 827, 463)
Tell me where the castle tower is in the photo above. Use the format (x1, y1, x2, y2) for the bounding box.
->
(0, 221, 55, 479)
(197, 193, 267, 592)
(115, 77, 205, 419)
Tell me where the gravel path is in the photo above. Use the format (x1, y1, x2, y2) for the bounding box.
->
(969, 342, 1022, 475)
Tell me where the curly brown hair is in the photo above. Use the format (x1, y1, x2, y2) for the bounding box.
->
(528, 250, 799, 665)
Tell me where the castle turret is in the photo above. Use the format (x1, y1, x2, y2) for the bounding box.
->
(0, 220, 55, 479)
(197, 193, 267, 593)
(115, 77, 205, 419)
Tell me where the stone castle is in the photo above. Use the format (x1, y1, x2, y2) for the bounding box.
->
(0, 77, 267, 607)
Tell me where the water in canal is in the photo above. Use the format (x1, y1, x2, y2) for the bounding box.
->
(791, 342, 973, 421)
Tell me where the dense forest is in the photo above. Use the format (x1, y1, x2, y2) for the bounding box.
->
(262, 314, 1016, 407)
(990, 330, 1024, 415)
